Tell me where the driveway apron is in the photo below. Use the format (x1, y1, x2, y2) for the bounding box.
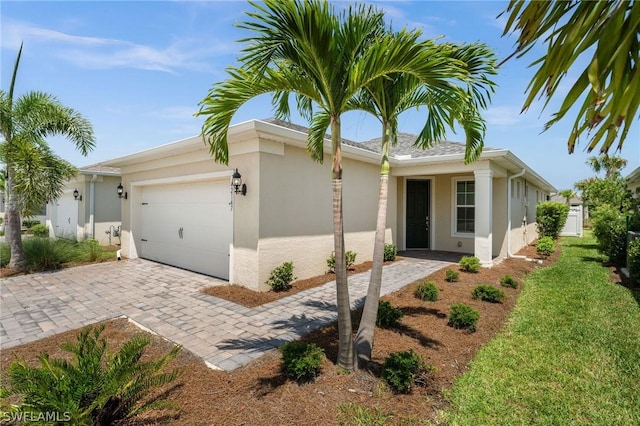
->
(1, 257, 454, 371)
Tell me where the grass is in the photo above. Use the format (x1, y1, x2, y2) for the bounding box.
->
(0, 237, 115, 270)
(445, 232, 640, 425)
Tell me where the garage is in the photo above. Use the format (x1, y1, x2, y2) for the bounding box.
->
(139, 180, 232, 279)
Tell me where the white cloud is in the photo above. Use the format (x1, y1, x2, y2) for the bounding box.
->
(484, 105, 525, 127)
(2, 19, 234, 73)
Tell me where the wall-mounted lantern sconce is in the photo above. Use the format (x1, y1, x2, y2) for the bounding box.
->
(117, 183, 128, 200)
(231, 168, 247, 196)
(73, 188, 82, 201)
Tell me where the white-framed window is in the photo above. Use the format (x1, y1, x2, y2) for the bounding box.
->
(452, 177, 475, 236)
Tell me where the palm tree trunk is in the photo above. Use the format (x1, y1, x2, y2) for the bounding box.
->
(355, 124, 391, 363)
(5, 164, 27, 271)
(331, 116, 356, 371)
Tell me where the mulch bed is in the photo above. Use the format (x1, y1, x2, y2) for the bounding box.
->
(1, 244, 578, 425)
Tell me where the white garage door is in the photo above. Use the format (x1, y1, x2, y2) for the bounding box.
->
(140, 180, 232, 279)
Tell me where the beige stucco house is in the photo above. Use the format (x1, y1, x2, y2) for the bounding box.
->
(627, 166, 640, 196)
(46, 165, 122, 245)
(102, 119, 555, 291)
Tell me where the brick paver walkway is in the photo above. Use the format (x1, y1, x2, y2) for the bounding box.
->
(1, 257, 454, 370)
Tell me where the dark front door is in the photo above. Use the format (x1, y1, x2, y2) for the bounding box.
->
(406, 180, 431, 249)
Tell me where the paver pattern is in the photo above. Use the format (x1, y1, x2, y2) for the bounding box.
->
(1, 257, 454, 370)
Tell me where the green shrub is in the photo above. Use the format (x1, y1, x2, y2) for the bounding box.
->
(459, 256, 481, 273)
(500, 274, 518, 289)
(78, 239, 104, 262)
(381, 350, 425, 394)
(21, 219, 40, 228)
(536, 201, 570, 240)
(536, 236, 556, 258)
(4, 324, 181, 425)
(383, 243, 397, 261)
(591, 204, 628, 265)
(280, 341, 324, 383)
(472, 285, 506, 303)
(0, 242, 9, 267)
(376, 300, 404, 328)
(448, 304, 480, 332)
(628, 238, 640, 284)
(266, 261, 296, 291)
(414, 280, 439, 301)
(445, 268, 460, 282)
(327, 250, 358, 273)
(30, 223, 49, 237)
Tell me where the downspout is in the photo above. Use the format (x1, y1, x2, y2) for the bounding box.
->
(507, 169, 527, 259)
(89, 174, 98, 239)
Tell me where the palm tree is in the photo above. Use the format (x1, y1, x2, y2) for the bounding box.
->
(0, 44, 94, 270)
(197, 0, 468, 371)
(501, 1, 639, 154)
(586, 154, 628, 179)
(558, 189, 576, 205)
(349, 43, 497, 363)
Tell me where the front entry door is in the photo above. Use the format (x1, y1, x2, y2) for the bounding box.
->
(406, 180, 431, 249)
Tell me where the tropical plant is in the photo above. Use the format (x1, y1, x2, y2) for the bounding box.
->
(459, 256, 481, 273)
(352, 44, 497, 362)
(376, 300, 404, 328)
(280, 341, 325, 383)
(591, 204, 628, 265)
(501, 1, 640, 154)
(197, 0, 476, 371)
(4, 324, 181, 425)
(414, 280, 439, 302)
(586, 154, 628, 179)
(383, 243, 397, 261)
(448, 304, 480, 332)
(0, 44, 94, 271)
(266, 261, 296, 291)
(500, 274, 519, 289)
(445, 269, 460, 282)
(471, 285, 506, 303)
(536, 201, 570, 240)
(327, 251, 357, 273)
(558, 189, 576, 205)
(30, 223, 48, 237)
(536, 236, 556, 259)
(381, 350, 427, 394)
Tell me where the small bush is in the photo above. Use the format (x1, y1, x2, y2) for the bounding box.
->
(30, 223, 49, 237)
(280, 341, 324, 383)
(0, 242, 9, 267)
(381, 350, 425, 394)
(536, 236, 556, 258)
(448, 304, 479, 332)
(591, 204, 628, 265)
(266, 261, 296, 291)
(376, 300, 404, 328)
(628, 238, 640, 284)
(459, 256, 481, 273)
(472, 285, 506, 303)
(445, 269, 460, 282)
(77, 239, 104, 262)
(383, 243, 397, 261)
(4, 324, 181, 425)
(327, 250, 358, 272)
(500, 274, 518, 289)
(414, 280, 439, 302)
(22, 237, 76, 271)
(536, 201, 570, 240)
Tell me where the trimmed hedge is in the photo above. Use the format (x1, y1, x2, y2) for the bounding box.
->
(536, 201, 569, 240)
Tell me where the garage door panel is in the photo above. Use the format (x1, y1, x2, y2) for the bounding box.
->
(139, 180, 232, 279)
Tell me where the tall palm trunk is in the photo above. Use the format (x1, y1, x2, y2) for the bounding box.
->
(331, 116, 356, 371)
(355, 123, 392, 362)
(5, 164, 27, 270)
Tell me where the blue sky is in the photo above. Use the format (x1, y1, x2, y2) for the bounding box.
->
(2, 1, 638, 191)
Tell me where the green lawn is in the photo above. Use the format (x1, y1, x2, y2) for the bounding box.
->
(445, 233, 640, 425)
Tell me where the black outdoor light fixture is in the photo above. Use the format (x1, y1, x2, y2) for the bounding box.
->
(117, 183, 127, 200)
(231, 168, 247, 196)
(73, 188, 82, 201)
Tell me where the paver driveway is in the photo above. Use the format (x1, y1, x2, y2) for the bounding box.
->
(1, 257, 455, 370)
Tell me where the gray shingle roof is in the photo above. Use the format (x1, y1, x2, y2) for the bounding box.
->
(79, 164, 121, 175)
(360, 132, 502, 158)
(262, 119, 502, 159)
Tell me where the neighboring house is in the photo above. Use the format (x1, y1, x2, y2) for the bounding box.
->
(46, 165, 122, 245)
(101, 119, 555, 291)
(627, 166, 640, 196)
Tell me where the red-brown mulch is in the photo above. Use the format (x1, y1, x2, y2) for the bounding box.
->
(1, 245, 570, 425)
